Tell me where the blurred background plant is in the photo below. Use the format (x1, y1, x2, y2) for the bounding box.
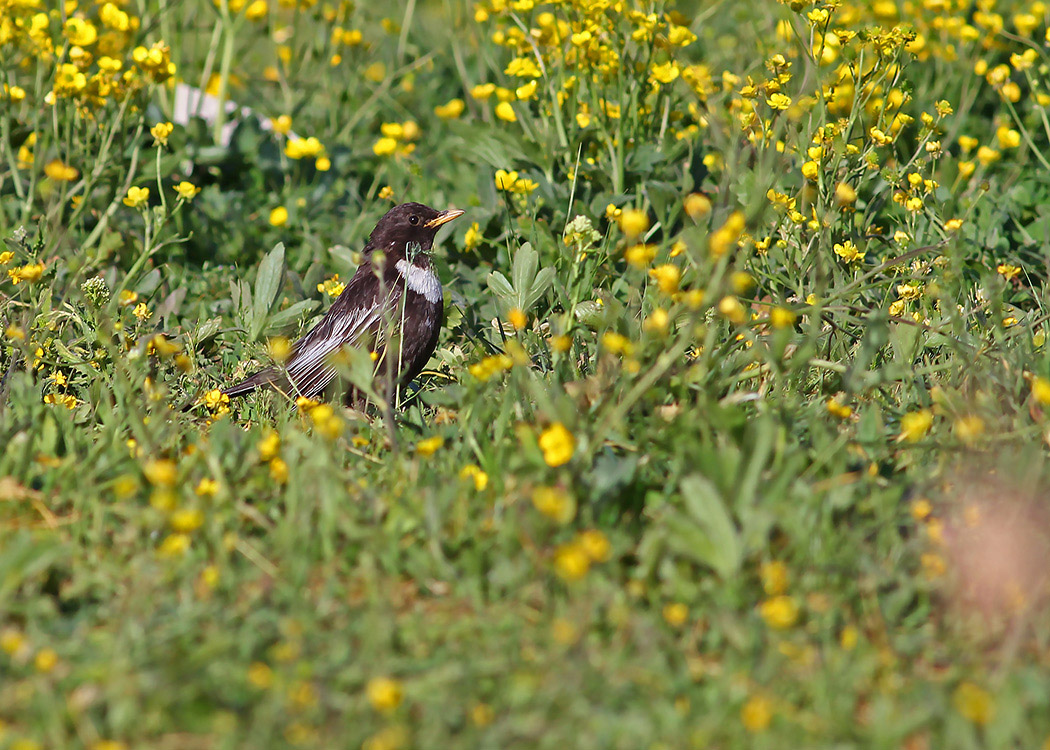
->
(3, 0, 1050, 747)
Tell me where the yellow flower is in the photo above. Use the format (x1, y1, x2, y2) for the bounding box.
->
(434, 98, 465, 119)
(8, 263, 45, 284)
(760, 561, 788, 595)
(684, 193, 712, 219)
(508, 307, 528, 330)
(495, 101, 517, 122)
(415, 436, 445, 456)
(0, 251, 12, 265)
(531, 486, 576, 524)
(257, 431, 281, 461)
(1032, 376, 1050, 406)
(577, 529, 610, 562)
(158, 533, 190, 557)
(954, 415, 984, 442)
(371, 136, 397, 157)
(833, 240, 864, 264)
(195, 478, 219, 497)
(175, 181, 200, 200)
(649, 264, 680, 294)
(203, 389, 230, 414)
(133, 302, 151, 320)
(740, 695, 773, 732)
(953, 682, 995, 726)
(247, 661, 273, 688)
(758, 595, 800, 629)
(515, 80, 537, 100)
(317, 274, 345, 297)
(309, 404, 344, 440)
(553, 543, 590, 581)
(44, 160, 79, 182)
(459, 464, 489, 491)
(244, 0, 267, 19)
(997, 263, 1021, 280)
(170, 508, 205, 533)
(123, 186, 150, 208)
(269, 457, 289, 483)
(662, 602, 688, 627)
(499, 55, 537, 78)
(151, 121, 174, 146)
(471, 83, 496, 100)
(64, 17, 98, 46)
(366, 676, 403, 713)
(285, 137, 324, 159)
(770, 307, 796, 328)
(624, 244, 656, 268)
(709, 211, 745, 257)
(494, 168, 519, 191)
(34, 648, 58, 673)
(649, 61, 680, 84)
(143, 459, 177, 487)
(826, 397, 852, 420)
(644, 308, 669, 335)
(996, 126, 1021, 149)
(267, 336, 291, 364)
(977, 145, 1000, 165)
(269, 206, 288, 227)
(538, 423, 574, 467)
(899, 409, 933, 441)
(619, 209, 649, 238)
(766, 92, 791, 110)
(464, 222, 481, 251)
(717, 296, 746, 325)
(1, 627, 26, 655)
(834, 181, 856, 206)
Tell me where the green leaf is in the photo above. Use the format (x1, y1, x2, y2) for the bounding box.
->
(525, 267, 556, 309)
(264, 299, 321, 334)
(251, 242, 285, 341)
(676, 474, 742, 578)
(486, 270, 515, 302)
(511, 242, 539, 304)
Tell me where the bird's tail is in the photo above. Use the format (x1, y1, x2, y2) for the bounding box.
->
(223, 367, 281, 398)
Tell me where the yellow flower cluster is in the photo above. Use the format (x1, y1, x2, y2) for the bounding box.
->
(468, 353, 514, 381)
(537, 422, 574, 467)
(372, 121, 420, 158)
(494, 169, 538, 194)
(553, 529, 611, 582)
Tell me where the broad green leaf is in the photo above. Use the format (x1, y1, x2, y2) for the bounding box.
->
(486, 270, 515, 302)
(264, 299, 321, 334)
(677, 474, 742, 578)
(251, 242, 285, 340)
(511, 242, 539, 305)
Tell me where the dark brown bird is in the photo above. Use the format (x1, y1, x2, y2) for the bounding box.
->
(224, 202, 463, 404)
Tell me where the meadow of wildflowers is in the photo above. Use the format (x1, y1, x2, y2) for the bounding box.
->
(3, 0, 1050, 746)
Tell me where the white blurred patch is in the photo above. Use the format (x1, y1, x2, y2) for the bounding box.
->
(172, 83, 300, 147)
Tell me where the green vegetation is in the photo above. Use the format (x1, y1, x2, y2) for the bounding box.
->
(3, 0, 1050, 747)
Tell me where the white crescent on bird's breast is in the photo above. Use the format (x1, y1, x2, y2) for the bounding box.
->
(395, 259, 442, 303)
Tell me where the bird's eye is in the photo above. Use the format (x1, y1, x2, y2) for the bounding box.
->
(409, 215, 419, 225)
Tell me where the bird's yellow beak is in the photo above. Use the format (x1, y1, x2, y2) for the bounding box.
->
(425, 208, 465, 228)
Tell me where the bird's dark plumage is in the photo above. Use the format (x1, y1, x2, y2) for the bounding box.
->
(224, 202, 463, 405)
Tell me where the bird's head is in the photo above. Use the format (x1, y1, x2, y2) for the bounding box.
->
(369, 202, 464, 257)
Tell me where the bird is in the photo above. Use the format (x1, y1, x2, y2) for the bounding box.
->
(223, 202, 464, 406)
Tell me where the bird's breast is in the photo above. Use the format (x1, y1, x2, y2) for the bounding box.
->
(394, 259, 442, 304)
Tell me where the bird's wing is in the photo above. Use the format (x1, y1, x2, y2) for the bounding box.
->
(283, 276, 403, 399)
